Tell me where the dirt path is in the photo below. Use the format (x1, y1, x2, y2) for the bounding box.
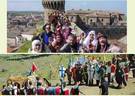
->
(66, 72, 135, 95)
(50, 72, 135, 95)
(77, 77, 135, 95)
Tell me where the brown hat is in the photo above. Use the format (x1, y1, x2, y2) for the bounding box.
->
(97, 34, 107, 40)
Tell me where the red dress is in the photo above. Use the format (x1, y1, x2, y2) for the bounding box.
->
(111, 64, 116, 73)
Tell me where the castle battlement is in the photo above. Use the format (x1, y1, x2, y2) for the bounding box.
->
(42, 0, 65, 23)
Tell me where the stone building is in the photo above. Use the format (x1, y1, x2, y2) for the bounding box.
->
(66, 9, 126, 27)
(42, 0, 65, 23)
(42, 0, 126, 27)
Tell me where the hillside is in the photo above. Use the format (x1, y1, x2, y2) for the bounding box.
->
(0, 54, 113, 88)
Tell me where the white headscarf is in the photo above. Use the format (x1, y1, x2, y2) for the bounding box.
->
(31, 40, 42, 53)
(83, 30, 98, 48)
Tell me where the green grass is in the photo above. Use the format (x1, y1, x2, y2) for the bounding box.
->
(15, 41, 32, 53)
(0, 55, 68, 87)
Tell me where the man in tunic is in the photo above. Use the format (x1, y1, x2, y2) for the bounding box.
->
(87, 62, 94, 86)
(94, 60, 100, 86)
(76, 63, 82, 83)
(99, 76, 109, 95)
(98, 62, 107, 82)
(71, 65, 77, 84)
(59, 65, 66, 92)
(59, 65, 66, 80)
(81, 64, 88, 85)
(106, 61, 111, 85)
(65, 65, 72, 85)
(96, 35, 122, 53)
(115, 63, 127, 89)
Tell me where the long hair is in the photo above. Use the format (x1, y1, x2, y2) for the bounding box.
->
(96, 36, 110, 53)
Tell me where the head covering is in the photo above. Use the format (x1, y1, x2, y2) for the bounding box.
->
(83, 30, 98, 48)
(97, 34, 107, 40)
(31, 40, 42, 53)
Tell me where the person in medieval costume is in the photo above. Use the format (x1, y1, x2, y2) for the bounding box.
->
(27, 81, 35, 95)
(71, 64, 77, 84)
(81, 63, 88, 85)
(98, 62, 107, 83)
(76, 63, 82, 83)
(128, 55, 135, 78)
(60, 34, 78, 53)
(61, 82, 70, 95)
(28, 40, 43, 54)
(59, 65, 66, 80)
(45, 86, 56, 95)
(59, 65, 66, 92)
(70, 82, 80, 95)
(13, 83, 18, 95)
(1, 85, 10, 95)
(99, 76, 109, 95)
(124, 58, 130, 81)
(106, 61, 111, 85)
(87, 62, 95, 86)
(40, 24, 54, 46)
(7, 83, 13, 95)
(94, 63, 100, 86)
(83, 30, 98, 53)
(110, 62, 116, 85)
(96, 35, 122, 53)
(119, 57, 129, 83)
(94, 60, 101, 86)
(37, 81, 44, 95)
(55, 84, 61, 95)
(49, 33, 64, 52)
(61, 25, 72, 43)
(65, 65, 72, 85)
(115, 64, 127, 89)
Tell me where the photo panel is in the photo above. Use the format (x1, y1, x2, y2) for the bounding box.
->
(7, 0, 127, 53)
(0, 54, 135, 95)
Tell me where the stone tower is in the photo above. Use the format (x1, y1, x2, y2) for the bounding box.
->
(42, 0, 65, 23)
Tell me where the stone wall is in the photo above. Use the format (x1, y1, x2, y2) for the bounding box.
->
(88, 27, 127, 39)
(42, 0, 65, 23)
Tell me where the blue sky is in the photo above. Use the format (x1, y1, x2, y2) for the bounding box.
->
(8, 0, 127, 14)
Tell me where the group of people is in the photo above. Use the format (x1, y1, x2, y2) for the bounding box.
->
(29, 11, 122, 53)
(1, 55, 135, 95)
(65, 55, 132, 95)
(1, 77, 80, 95)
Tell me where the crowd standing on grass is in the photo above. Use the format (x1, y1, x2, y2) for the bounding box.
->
(29, 11, 122, 53)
